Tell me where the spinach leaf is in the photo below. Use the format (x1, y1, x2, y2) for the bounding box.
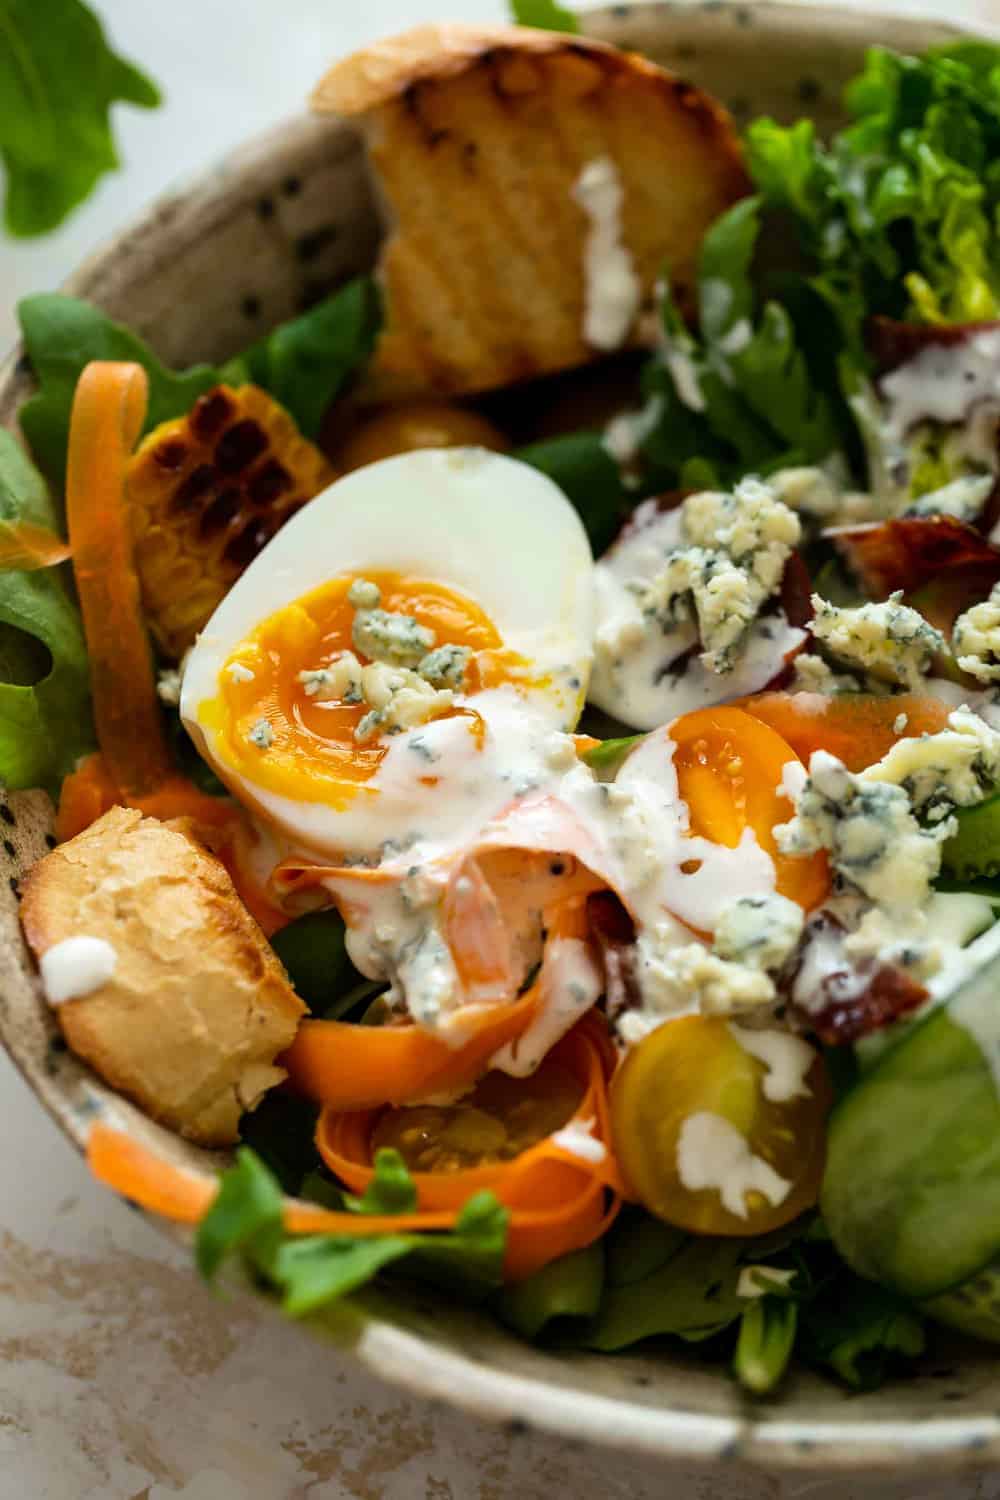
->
(17, 295, 222, 486)
(0, 432, 93, 790)
(509, 0, 579, 33)
(497, 1242, 604, 1341)
(798, 1272, 925, 1390)
(269, 907, 375, 1018)
(514, 431, 633, 555)
(0, 0, 160, 237)
(17, 278, 380, 486)
(235, 277, 381, 440)
(237, 1090, 321, 1196)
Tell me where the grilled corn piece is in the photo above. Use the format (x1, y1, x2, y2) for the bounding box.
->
(127, 385, 334, 659)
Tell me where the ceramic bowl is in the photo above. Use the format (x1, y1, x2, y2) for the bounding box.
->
(2, 2, 999, 1475)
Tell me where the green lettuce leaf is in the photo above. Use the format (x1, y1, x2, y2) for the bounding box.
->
(639, 198, 846, 490)
(0, 430, 93, 791)
(509, 0, 579, 33)
(195, 1147, 507, 1318)
(746, 41, 1000, 333)
(0, 0, 160, 237)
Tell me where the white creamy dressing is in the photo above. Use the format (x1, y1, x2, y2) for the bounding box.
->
(615, 731, 779, 932)
(602, 394, 664, 469)
(588, 500, 805, 728)
(675, 1111, 791, 1218)
(39, 936, 118, 1005)
(491, 936, 603, 1077)
(549, 1115, 608, 1165)
(736, 1265, 796, 1300)
(941, 918, 1000, 1093)
(571, 157, 642, 352)
(728, 1024, 815, 1103)
(880, 330, 1000, 460)
(307, 720, 783, 1045)
(924, 676, 1000, 731)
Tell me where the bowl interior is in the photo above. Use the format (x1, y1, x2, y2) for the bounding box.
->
(3, 1, 999, 1472)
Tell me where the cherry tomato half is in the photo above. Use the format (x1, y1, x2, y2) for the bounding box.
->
(671, 706, 829, 911)
(610, 1015, 830, 1236)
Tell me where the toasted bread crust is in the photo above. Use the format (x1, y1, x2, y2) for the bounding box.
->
(20, 808, 305, 1146)
(313, 23, 642, 115)
(312, 26, 747, 400)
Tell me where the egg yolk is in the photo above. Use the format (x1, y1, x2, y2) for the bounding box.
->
(198, 570, 522, 806)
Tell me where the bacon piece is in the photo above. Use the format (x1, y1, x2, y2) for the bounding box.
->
(587, 891, 640, 1022)
(786, 912, 927, 1045)
(866, 315, 1000, 376)
(828, 516, 1000, 600)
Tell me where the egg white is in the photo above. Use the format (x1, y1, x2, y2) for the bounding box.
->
(180, 448, 595, 861)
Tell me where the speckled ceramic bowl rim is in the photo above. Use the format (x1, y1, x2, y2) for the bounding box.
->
(5, 1, 1000, 1473)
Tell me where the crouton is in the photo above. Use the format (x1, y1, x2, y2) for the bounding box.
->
(313, 23, 747, 400)
(19, 807, 305, 1146)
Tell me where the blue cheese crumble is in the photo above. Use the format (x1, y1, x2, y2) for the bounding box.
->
(953, 583, 1000, 684)
(775, 749, 952, 914)
(417, 643, 471, 689)
(350, 579, 437, 668)
(859, 708, 1000, 822)
(633, 477, 800, 673)
(809, 591, 944, 690)
(248, 718, 273, 749)
(713, 893, 805, 973)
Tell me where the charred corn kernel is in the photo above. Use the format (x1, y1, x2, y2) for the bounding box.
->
(126, 385, 334, 659)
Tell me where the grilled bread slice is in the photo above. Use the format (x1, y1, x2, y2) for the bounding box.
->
(314, 23, 747, 401)
(20, 807, 305, 1146)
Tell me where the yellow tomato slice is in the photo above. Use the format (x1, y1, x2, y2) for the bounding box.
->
(610, 1015, 830, 1236)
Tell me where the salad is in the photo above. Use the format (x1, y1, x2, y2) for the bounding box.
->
(11, 15, 1000, 1399)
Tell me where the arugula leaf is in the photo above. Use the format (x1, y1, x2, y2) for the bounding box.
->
(509, 0, 579, 33)
(345, 1149, 418, 1217)
(17, 294, 222, 486)
(196, 1148, 284, 1282)
(0, 0, 160, 237)
(582, 735, 643, 777)
(194, 1147, 507, 1317)
(0, 432, 93, 790)
(234, 277, 381, 440)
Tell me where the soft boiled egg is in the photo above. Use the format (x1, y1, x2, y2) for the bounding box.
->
(180, 448, 595, 864)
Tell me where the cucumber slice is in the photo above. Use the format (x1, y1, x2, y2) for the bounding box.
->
(926, 1257, 1000, 1343)
(821, 944, 1000, 1300)
(942, 795, 1000, 882)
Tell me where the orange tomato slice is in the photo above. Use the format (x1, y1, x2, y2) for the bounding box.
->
(670, 706, 829, 910)
(741, 691, 951, 773)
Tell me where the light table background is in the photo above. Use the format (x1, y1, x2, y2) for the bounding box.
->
(2, 2, 1000, 1496)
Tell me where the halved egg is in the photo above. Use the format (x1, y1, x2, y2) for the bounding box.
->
(180, 448, 594, 862)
